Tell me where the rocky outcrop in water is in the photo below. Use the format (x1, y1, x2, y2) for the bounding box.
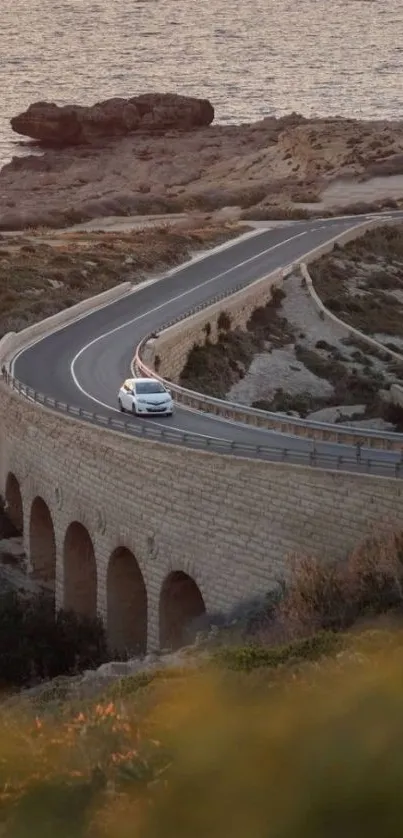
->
(10, 93, 215, 146)
(2, 105, 403, 231)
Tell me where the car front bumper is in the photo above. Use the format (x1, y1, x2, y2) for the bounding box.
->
(136, 402, 174, 415)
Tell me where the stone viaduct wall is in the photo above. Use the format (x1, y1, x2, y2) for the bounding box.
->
(144, 219, 383, 381)
(1, 381, 403, 655)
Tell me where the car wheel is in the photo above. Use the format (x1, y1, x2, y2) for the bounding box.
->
(118, 398, 124, 412)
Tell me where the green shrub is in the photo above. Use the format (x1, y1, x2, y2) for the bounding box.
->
(271, 285, 286, 305)
(108, 667, 194, 700)
(108, 671, 160, 699)
(252, 389, 326, 417)
(213, 631, 343, 672)
(0, 592, 108, 690)
(217, 310, 232, 332)
(179, 330, 258, 397)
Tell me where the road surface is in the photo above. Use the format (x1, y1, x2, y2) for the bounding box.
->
(11, 213, 403, 476)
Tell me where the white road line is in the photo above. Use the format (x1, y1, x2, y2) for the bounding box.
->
(11, 217, 367, 377)
(70, 220, 374, 423)
(58, 389, 230, 442)
(21, 216, 379, 439)
(174, 402, 306, 439)
(9, 225, 279, 375)
(70, 228, 309, 405)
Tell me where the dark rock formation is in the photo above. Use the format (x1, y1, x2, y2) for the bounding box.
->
(10, 93, 215, 146)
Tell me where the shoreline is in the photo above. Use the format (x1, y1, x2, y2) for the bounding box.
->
(2, 98, 403, 232)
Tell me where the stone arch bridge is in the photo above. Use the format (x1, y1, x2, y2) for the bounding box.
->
(2, 446, 207, 655)
(1, 385, 403, 655)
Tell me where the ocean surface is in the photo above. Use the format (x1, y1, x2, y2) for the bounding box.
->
(1, 0, 403, 169)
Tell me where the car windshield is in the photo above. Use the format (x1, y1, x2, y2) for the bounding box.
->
(135, 381, 166, 395)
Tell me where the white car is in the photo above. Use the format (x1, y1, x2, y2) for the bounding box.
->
(118, 377, 174, 417)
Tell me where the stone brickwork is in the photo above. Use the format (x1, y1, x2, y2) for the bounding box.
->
(1, 381, 402, 652)
(143, 269, 284, 380)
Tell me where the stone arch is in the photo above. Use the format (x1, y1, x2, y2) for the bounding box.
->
(107, 546, 147, 656)
(159, 571, 206, 651)
(29, 496, 56, 589)
(4, 472, 23, 533)
(63, 521, 97, 618)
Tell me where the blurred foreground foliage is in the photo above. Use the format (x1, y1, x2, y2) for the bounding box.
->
(1, 628, 403, 837)
(2, 525, 403, 835)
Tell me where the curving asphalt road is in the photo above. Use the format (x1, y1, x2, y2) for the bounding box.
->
(10, 212, 403, 471)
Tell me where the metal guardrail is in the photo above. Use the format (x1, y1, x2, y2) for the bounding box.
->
(133, 260, 403, 451)
(3, 369, 403, 478)
(135, 333, 403, 452)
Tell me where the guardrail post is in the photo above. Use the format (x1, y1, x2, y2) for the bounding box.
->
(355, 441, 362, 462)
(310, 442, 317, 466)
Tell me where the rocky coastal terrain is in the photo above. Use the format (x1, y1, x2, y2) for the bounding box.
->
(2, 93, 403, 230)
(2, 93, 403, 836)
(180, 224, 403, 432)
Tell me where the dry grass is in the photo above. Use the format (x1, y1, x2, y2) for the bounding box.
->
(327, 197, 402, 216)
(280, 531, 403, 637)
(0, 223, 248, 338)
(241, 205, 312, 221)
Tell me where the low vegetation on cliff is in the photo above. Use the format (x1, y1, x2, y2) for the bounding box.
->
(0, 222, 246, 339)
(310, 224, 403, 343)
